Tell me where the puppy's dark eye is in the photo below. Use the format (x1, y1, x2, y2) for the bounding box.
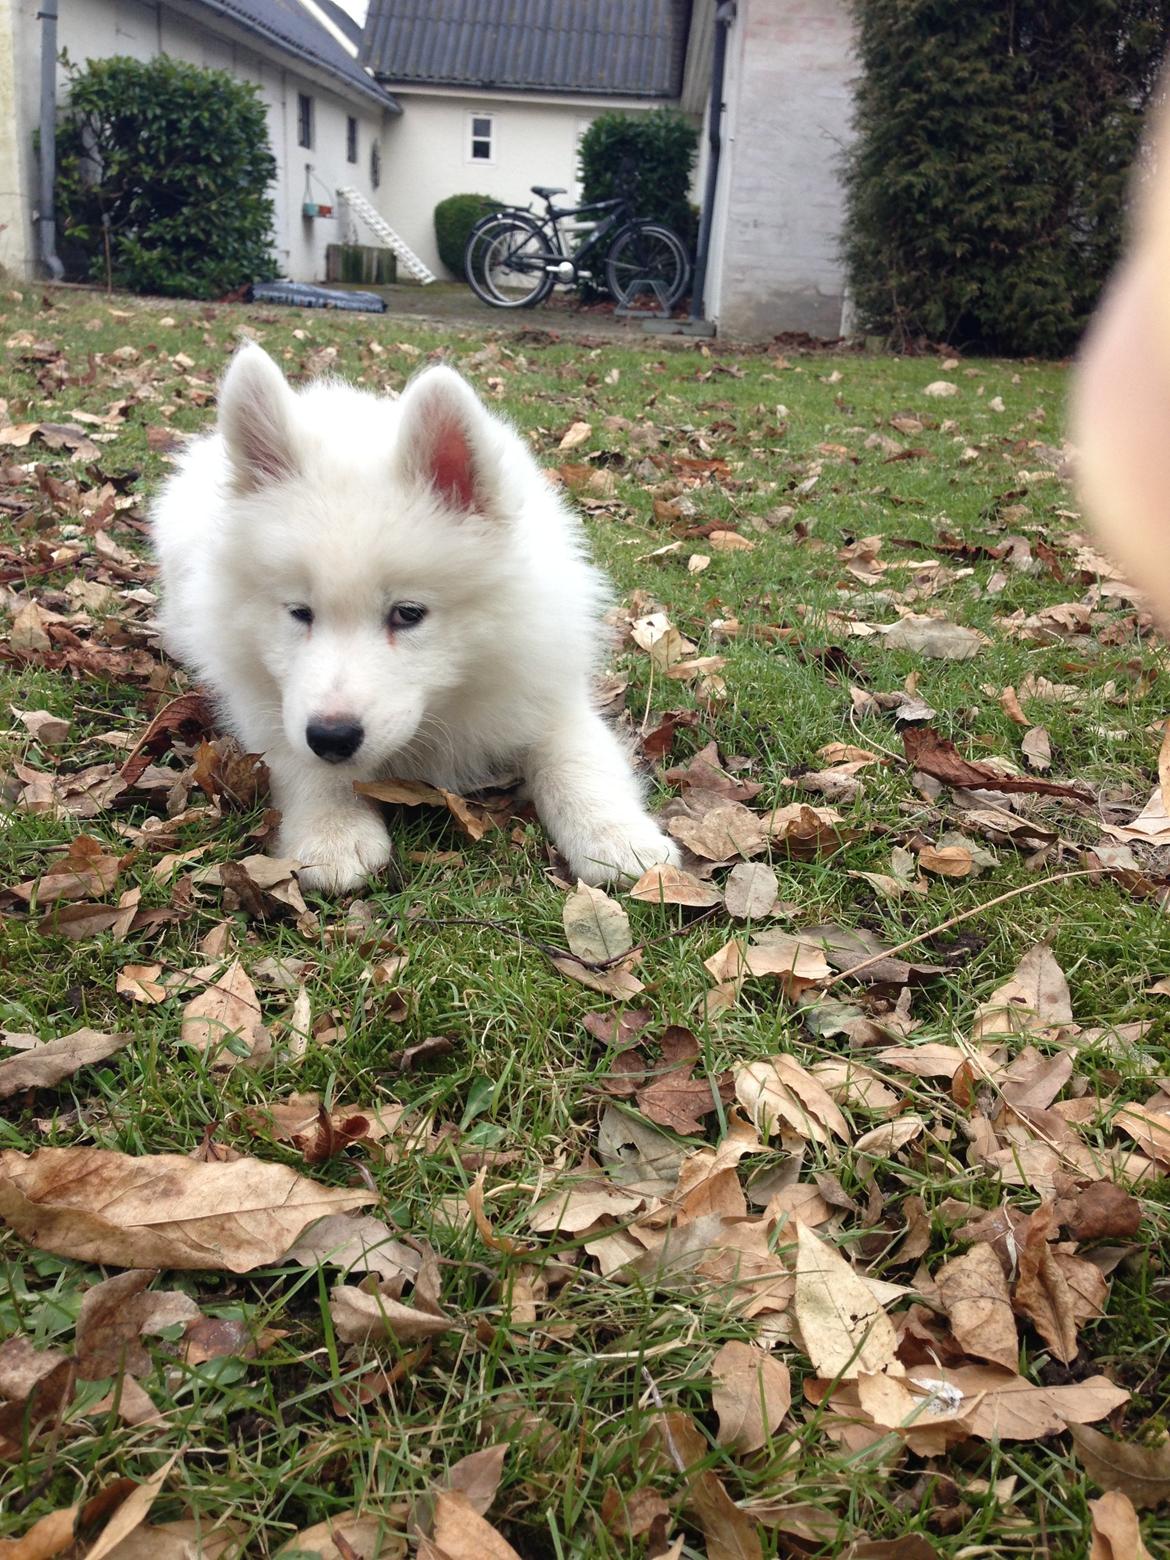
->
(289, 605, 313, 625)
(388, 602, 428, 630)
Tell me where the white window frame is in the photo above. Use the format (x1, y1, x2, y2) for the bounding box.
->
(467, 110, 495, 165)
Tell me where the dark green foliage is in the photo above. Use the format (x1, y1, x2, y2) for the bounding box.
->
(578, 108, 698, 248)
(56, 55, 277, 299)
(434, 193, 504, 279)
(843, 1, 1170, 356)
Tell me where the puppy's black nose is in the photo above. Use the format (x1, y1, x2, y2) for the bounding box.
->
(306, 718, 364, 763)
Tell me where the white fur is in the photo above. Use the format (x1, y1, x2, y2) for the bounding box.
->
(151, 343, 680, 893)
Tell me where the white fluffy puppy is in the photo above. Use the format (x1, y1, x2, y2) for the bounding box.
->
(151, 344, 680, 893)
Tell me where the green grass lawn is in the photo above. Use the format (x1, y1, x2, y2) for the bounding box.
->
(1, 285, 1168, 1558)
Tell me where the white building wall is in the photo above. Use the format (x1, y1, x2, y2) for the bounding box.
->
(0, 0, 38, 276)
(0, 0, 392, 283)
(707, 0, 855, 340)
(379, 90, 665, 279)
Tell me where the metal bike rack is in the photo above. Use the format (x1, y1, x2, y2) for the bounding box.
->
(613, 277, 675, 319)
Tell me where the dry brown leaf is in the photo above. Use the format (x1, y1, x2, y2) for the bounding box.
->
(664, 742, 762, 802)
(0, 1147, 374, 1271)
(1160, 721, 1170, 817)
(431, 1491, 522, 1559)
(724, 861, 780, 919)
(0, 1028, 131, 1099)
(442, 1444, 508, 1517)
(562, 882, 633, 963)
(116, 964, 168, 1005)
(76, 1269, 201, 1379)
(881, 614, 986, 658)
(627, 863, 723, 907)
(736, 1056, 849, 1144)
(283, 1211, 420, 1285)
(920, 1365, 1127, 1440)
(628, 1213, 793, 1317)
(1072, 1425, 1170, 1510)
(86, 1454, 179, 1560)
(1014, 1206, 1092, 1363)
(1064, 1182, 1143, 1242)
(558, 420, 592, 451)
(330, 1284, 456, 1345)
(644, 1412, 763, 1560)
(971, 944, 1073, 1041)
(599, 1486, 672, 1540)
(918, 844, 973, 878)
(0, 1505, 79, 1560)
(668, 801, 768, 861)
(711, 1340, 791, 1453)
(1112, 1103, 1170, 1165)
(630, 612, 698, 672)
(94, 1519, 245, 1559)
(793, 1224, 899, 1379)
(936, 1244, 1018, 1371)
(852, 1115, 925, 1158)
(637, 1064, 728, 1136)
(528, 1180, 644, 1234)
(548, 952, 645, 998)
(8, 835, 122, 905)
(1022, 726, 1053, 772)
(1089, 1491, 1154, 1560)
(274, 1513, 405, 1559)
(12, 708, 70, 745)
(903, 726, 1091, 801)
(179, 958, 266, 1065)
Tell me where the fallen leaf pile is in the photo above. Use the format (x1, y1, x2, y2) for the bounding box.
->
(1, 298, 1167, 1556)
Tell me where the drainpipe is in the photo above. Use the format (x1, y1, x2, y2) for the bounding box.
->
(690, 0, 735, 323)
(38, 0, 64, 279)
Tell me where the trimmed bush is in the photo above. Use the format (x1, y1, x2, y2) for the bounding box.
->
(843, 0, 1170, 356)
(56, 55, 277, 300)
(434, 193, 505, 279)
(578, 108, 698, 248)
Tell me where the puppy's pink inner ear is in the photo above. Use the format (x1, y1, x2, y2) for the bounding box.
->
(428, 417, 477, 510)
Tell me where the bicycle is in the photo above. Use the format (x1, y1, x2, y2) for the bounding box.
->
(464, 186, 690, 313)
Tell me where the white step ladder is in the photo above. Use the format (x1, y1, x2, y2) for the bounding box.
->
(337, 186, 436, 285)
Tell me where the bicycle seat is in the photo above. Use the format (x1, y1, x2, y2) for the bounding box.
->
(531, 185, 566, 199)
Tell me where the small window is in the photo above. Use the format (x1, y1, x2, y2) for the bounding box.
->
(346, 116, 358, 164)
(297, 93, 314, 149)
(468, 112, 493, 163)
(370, 139, 381, 188)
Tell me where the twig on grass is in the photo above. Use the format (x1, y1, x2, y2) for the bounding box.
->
(824, 867, 1102, 986)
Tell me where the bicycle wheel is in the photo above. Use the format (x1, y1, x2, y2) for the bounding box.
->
(468, 217, 555, 309)
(463, 211, 517, 288)
(605, 222, 690, 311)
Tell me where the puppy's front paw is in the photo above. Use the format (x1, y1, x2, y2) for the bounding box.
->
(287, 814, 395, 895)
(569, 819, 682, 888)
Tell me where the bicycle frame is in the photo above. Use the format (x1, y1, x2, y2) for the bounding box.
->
(539, 197, 629, 275)
(482, 193, 631, 278)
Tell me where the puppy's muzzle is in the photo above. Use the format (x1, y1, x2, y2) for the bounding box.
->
(306, 718, 364, 763)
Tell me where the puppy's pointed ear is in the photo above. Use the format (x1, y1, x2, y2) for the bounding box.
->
(394, 365, 499, 515)
(218, 343, 298, 491)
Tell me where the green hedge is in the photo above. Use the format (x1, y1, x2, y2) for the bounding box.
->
(843, 0, 1170, 356)
(57, 55, 277, 300)
(434, 193, 504, 279)
(578, 108, 698, 249)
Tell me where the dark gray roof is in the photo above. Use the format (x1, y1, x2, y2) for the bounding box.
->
(195, 0, 401, 111)
(361, 0, 692, 99)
